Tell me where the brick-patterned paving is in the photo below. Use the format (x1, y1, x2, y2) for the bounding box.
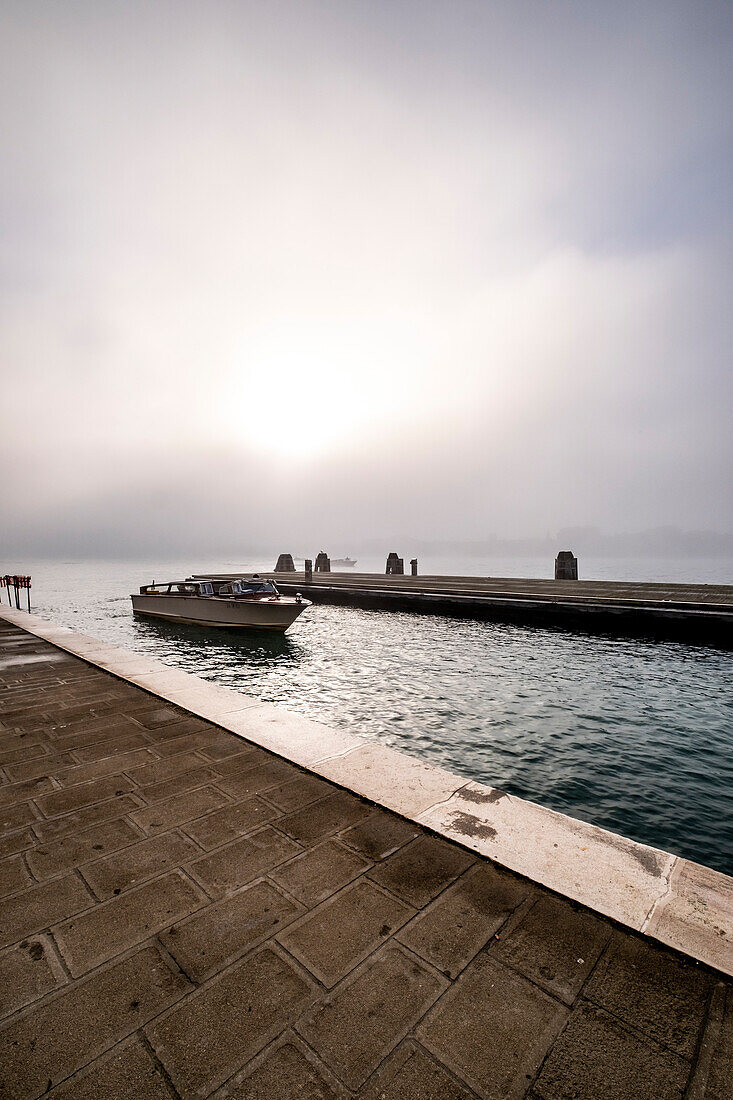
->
(0, 620, 730, 1099)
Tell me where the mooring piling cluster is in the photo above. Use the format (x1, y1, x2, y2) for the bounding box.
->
(274, 552, 421, 575)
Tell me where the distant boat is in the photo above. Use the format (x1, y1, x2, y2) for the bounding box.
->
(332, 557, 357, 568)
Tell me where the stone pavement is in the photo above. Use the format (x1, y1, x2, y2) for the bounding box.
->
(0, 619, 730, 1099)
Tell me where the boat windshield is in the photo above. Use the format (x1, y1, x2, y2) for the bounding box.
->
(241, 580, 277, 595)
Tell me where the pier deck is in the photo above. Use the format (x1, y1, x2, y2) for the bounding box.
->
(252, 572, 733, 641)
(1, 618, 731, 1097)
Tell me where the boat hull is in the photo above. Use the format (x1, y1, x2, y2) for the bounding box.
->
(130, 594, 308, 632)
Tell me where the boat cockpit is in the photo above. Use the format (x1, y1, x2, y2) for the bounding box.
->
(204, 577, 282, 601)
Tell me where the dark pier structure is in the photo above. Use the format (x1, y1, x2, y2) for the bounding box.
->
(253, 569, 733, 644)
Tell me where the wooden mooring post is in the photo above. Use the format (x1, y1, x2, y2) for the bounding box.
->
(2, 575, 31, 611)
(555, 551, 578, 580)
(386, 553, 404, 575)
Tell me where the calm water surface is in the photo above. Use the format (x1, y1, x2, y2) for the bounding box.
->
(13, 559, 733, 875)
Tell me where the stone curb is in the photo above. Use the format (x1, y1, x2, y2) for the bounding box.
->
(1, 605, 730, 976)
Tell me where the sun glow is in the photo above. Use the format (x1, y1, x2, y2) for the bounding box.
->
(219, 319, 422, 460)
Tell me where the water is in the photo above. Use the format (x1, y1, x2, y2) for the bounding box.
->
(8, 558, 733, 875)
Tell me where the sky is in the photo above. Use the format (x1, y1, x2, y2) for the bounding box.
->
(1, 0, 731, 557)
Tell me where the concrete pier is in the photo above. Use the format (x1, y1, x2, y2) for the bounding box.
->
(1, 609, 732, 1098)
(258, 572, 733, 643)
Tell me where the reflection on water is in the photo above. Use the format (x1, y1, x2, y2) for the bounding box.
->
(132, 615, 297, 665)
(21, 558, 733, 875)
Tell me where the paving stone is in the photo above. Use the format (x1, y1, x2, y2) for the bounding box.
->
(279, 880, 414, 987)
(6, 751, 80, 782)
(0, 827, 35, 858)
(47, 1035, 173, 1099)
(1, 707, 52, 726)
(82, 831, 201, 898)
(34, 794, 141, 841)
(0, 945, 192, 1097)
(210, 746, 274, 779)
(278, 790, 372, 847)
(37, 775, 138, 818)
(418, 954, 568, 1098)
(127, 750, 210, 787)
(0, 935, 66, 1019)
(128, 705, 188, 729)
(263, 774, 334, 813)
(0, 774, 55, 808)
(0, 742, 49, 767)
(27, 818, 140, 880)
(223, 1038, 343, 1100)
(142, 715, 215, 740)
(359, 1040, 474, 1099)
(533, 1000, 689, 1100)
(340, 810, 420, 861)
(181, 796, 280, 849)
(0, 801, 37, 834)
(137, 765, 221, 803)
(216, 759, 302, 800)
(54, 869, 206, 975)
(369, 835, 475, 908)
(270, 839, 372, 908)
(189, 826, 302, 898)
(584, 931, 712, 1057)
(151, 729, 238, 758)
(52, 706, 122, 728)
(147, 945, 316, 1097)
(72, 731, 152, 762)
(52, 720, 140, 752)
(56, 749, 158, 787)
(130, 785, 229, 834)
(161, 879, 302, 981)
(0, 852, 33, 897)
(397, 863, 532, 978)
(298, 947, 447, 1089)
(199, 732, 257, 761)
(0, 874, 92, 948)
(0, 718, 47, 739)
(492, 893, 613, 1004)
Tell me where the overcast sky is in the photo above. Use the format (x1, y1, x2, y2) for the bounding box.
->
(1, 0, 731, 557)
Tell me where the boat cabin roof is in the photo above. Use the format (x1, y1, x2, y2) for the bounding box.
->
(139, 581, 214, 596)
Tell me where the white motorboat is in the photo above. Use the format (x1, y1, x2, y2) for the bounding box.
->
(131, 576, 310, 633)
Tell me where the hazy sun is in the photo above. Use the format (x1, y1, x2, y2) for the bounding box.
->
(219, 319, 418, 459)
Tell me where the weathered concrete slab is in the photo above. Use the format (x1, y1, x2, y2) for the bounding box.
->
(316, 742, 466, 816)
(644, 858, 733, 976)
(219, 701, 365, 768)
(417, 781, 676, 930)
